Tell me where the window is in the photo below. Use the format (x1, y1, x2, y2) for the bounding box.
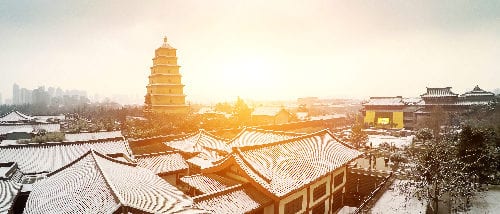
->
(313, 183, 326, 201)
(334, 172, 344, 188)
(312, 203, 325, 214)
(284, 196, 303, 214)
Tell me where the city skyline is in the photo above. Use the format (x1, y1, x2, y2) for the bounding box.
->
(1, 0, 499, 104)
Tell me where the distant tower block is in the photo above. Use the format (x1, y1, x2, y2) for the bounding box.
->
(145, 37, 188, 114)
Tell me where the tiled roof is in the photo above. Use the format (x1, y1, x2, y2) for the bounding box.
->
(165, 129, 230, 153)
(0, 111, 34, 122)
(193, 186, 272, 214)
(24, 151, 203, 214)
(363, 97, 405, 106)
(180, 174, 240, 194)
(251, 107, 286, 116)
(0, 180, 22, 214)
(228, 127, 302, 148)
(186, 149, 226, 170)
(208, 130, 362, 198)
(421, 87, 458, 98)
(0, 140, 132, 174)
(136, 152, 188, 174)
(64, 131, 123, 142)
(461, 85, 495, 97)
(0, 124, 60, 135)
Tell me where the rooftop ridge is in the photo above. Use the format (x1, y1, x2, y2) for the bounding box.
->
(91, 150, 127, 210)
(233, 152, 271, 183)
(133, 151, 177, 158)
(46, 150, 93, 177)
(199, 129, 231, 142)
(246, 126, 304, 136)
(128, 132, 188, 142)
(93, 150, 137, 167)
(164, 130, 199, 143)
(192, 184, 244, 203)
(236, 128, 331, 152)
(92, 151, 127, 208)
(226, 126, 250, 143)
(0, 138, 126, 149)
(227, 126, 303, 146)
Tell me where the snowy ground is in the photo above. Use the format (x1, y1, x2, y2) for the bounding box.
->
(459, 185, 500, 213)
(367, 135, 414, 148)
(370, 180, 426, 214)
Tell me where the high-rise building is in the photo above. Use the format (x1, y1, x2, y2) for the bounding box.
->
(13, 84, 20, 105)
(20, 88, 32, 104)
(145, 37, 188, 114)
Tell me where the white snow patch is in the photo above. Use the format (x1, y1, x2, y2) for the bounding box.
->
(371, 180, 426, 214)
(460, 185, 500, 213)
(367, 135, 414, 148)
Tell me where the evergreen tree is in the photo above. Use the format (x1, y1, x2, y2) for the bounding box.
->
(349, 123, 368, 148)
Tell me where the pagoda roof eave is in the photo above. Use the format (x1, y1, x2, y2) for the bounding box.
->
(152, 64, 181, 67)
(150, 94, 187, 97)
(147, 83, 186, 86)
(148, 73, 182, 77)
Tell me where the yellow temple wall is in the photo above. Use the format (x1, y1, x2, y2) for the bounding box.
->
(392, 112, 404, 129)
(364, 111, 375, 125)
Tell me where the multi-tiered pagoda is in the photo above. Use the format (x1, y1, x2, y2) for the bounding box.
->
(145, 37, 188, 114)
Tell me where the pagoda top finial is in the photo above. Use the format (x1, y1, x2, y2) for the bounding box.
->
(159, 36, 174, 49)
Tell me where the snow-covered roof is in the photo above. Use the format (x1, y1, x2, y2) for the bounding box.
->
(461, 85, 495, 97)
(0, 124, 60, 135)
(363, 97, 405, 106)
(421, 87, 458, 98)
(64, 131, 123, 142)
(0, 180, 22, 213)
(309, 113, 346, 120)
(0, 111, 35, 123)
(193, 186, 272, 214)
(135, 152, 188, 175)
(402, 97, 424, 105)
(165, 129, 231, 153)
(24, 150, 203, 214)
(186, 150, 226, 170)
(0, 140, 132, 174)
(205, 130, 362, 198)
(180, 173, 240, 194)
(34, 115, 65, 123)
(251, 107, 287, 116)
(228, 127, 302, 148)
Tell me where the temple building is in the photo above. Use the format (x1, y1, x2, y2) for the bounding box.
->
(362, 85, 497, 129)
(145, 37, 189, 114)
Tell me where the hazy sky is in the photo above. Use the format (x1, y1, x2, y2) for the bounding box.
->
(0, 0, 499, 104)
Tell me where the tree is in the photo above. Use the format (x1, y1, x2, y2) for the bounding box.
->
(349, 123, 368, 148)
(401, 133, 485, 213)
(214, 102, 233, 114)
(457, 126, 497, 183)
(233, 97, 251, 126)
(416, 106, 448, 140)
(415, 128, 433, 145)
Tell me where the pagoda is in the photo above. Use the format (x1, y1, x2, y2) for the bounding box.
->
(145, 37, 188, 114)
